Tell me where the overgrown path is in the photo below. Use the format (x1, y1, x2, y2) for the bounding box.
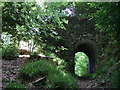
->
(2, 57, 100, 88)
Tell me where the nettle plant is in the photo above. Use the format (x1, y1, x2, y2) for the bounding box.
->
(75, 52, 89, 77)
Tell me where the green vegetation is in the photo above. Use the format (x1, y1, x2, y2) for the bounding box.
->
(110, 71, 120, 88)
(2, 44, 18, 60)
(2, 1, 119, 88)
(19, 59, 78, 88)
(75, 52, 88, 77)
(19, 60, 58, 80)
(84, 2, 120, 88)
(6, 82, 28, 89)
(1, 32, 18, 60)
(2, 2, 68, 52)
(45, 52, 67, 70)
(48, 71, 78, 88)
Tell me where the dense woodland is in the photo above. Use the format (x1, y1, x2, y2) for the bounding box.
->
(1, 1, 120, 89)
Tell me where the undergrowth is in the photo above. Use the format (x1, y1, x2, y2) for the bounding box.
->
(18, 59, 78, 89)
(18, 59, 58, 80)
(5, 81, 28, 89)
(2, 44, 18, 60)
(91, 38, 119, 88)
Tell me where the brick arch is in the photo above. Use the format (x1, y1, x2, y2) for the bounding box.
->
(74, 41, 96, 73)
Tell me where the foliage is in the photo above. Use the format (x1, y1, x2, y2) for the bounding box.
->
(77, 2, 120, 88)
(19, 59, 57, 80)
(2, 2, 69, 47)
(18, 59, 78, 88)
(88, 3, 119, 38)
(1, 32, 19, 60)
(47, 71, 78, 89)
(2, 44, 18, 60)
(45, 51, 66, 70)
(2, 2, 120, 88)
(74, 2, 119, 43)
(2, 2, 70, 56)
(110, 71, 120, 88)
(6, 81, 28, 89)
(75, 52, 88, 77)
(31, 51, 39, 56)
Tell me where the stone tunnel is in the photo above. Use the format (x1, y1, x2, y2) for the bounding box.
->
(74, 41, 97, 73)
(57, 17, 99, 75)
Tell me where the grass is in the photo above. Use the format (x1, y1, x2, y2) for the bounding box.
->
(18, 59, 58, 80)
(18, 59, 79, 89)
(47, 71, 78, 89)
(5, 81, 28, 89)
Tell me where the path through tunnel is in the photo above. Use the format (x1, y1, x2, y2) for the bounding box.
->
(74, 43, 96, 74)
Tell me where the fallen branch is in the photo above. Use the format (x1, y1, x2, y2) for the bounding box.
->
(32, 77, 46, 85)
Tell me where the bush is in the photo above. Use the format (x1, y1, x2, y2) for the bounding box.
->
(2, 44, 18, 60)
(18, 59, 59, 80)
(47, 71, 79, 89)
(110, 71, 120, 88)
(6, 82, 28, 89)
(18, 59, 79, 89)
(45, 52, 67, 70)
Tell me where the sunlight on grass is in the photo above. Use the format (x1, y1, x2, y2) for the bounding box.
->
(75, 52, 89, 77)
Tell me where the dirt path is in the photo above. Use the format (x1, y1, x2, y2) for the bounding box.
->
(79, 79, 92, 88)
(78, 78, 98, 88)
(2, 57, 28, 88)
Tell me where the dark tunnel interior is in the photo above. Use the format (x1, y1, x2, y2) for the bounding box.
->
(74, 43, 96, 73)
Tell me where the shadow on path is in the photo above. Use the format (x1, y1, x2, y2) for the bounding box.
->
(77, 76, 98, 88)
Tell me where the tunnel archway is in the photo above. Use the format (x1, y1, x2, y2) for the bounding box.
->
(74, 52, 89, 76)
(74, 43, 96, 73)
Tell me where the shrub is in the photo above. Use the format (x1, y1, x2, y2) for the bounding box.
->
(18, 60, 58, 80)
(47, 71, 79, 89)
(6, 82, 28, 89)
(110, 71, 120, 88)
(18, 59, 79, 89)
(2, 44, 18, 60)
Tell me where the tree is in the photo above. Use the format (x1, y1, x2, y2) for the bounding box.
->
(2, 2, 69, 52)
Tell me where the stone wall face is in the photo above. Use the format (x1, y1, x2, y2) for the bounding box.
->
(57, 17, 100, 73)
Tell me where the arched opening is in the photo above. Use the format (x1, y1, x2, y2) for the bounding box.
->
(74, 43, 96, 74)
(74, 52, 89, 77)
